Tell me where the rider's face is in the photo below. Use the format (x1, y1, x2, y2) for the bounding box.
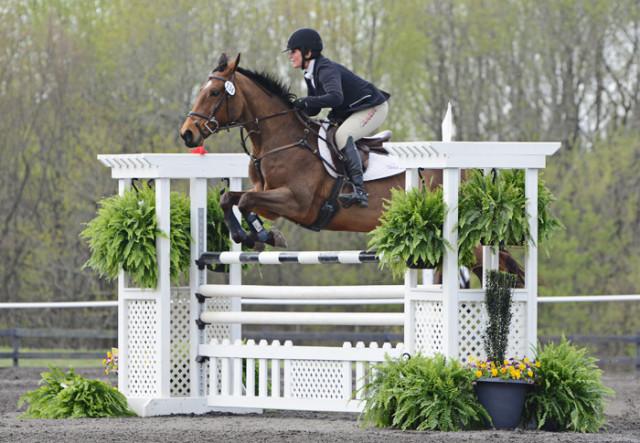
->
(289, 49, 303, 69)
(288, 49, 311, 70)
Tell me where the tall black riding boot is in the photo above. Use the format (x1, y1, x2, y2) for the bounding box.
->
(338, 137, 368, 208)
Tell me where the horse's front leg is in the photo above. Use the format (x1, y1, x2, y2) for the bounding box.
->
(237, 188, 304, 249)
(219, 191, 250, 245)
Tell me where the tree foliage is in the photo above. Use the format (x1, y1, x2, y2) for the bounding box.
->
(0, 0, 639, 341)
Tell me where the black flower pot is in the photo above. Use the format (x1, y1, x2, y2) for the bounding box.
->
(475, 378, 532, 429)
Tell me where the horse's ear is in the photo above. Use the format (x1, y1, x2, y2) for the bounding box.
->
(229, 53, 241, 73)
(214, 53, 229, 72)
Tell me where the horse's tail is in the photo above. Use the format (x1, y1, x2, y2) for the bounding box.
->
(498, 249, 525, 288)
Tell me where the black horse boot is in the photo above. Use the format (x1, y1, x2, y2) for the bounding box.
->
(338, 137, 368, 208)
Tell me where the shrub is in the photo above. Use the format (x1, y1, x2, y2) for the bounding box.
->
(18, 366, 136, 418)
(523, 337, 615, 432)
(357, 353, 489, 431)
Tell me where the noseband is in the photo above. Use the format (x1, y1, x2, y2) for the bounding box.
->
(187, 72, 237, 139)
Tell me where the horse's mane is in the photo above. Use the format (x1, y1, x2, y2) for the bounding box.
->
(236, 67, 296, 106)
(212, 54, 296, 106)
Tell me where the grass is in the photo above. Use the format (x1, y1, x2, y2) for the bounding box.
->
(0, 346, 105, 368)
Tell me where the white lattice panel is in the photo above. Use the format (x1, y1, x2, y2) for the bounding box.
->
(170, 289, 191, 397)
(413, 300, 444, 354)
(126, 300, 159, 396)
(205, 296, 232, 342)
(202, 296, 233, 396)
(458, 301, 528, 362)
(506, 302, 527, 358)
(458, 302, 486, 362)
(289, 360, 345, 399)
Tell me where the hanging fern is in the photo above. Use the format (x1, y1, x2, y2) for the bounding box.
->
(368, 186, 452, 278)
(80, 182, 192, 289)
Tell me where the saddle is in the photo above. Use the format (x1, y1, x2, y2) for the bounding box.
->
(324, 125, 392, 175)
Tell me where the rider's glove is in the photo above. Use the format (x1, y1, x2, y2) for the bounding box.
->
(293, 98, 307, 111)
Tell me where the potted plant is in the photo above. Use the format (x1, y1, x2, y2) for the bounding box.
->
(500, 169, 564, 255)
(368, 186, 452, 279)
(468, 269, 537, 429)
(456, 169, 564, 265)
(522, 336, 615, 432)
(80, 182, 192, 289)
(356, 353, 489, 431)
(456, 169, 529, 265)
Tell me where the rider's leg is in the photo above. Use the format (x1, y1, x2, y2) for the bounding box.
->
(335, 101, 389, 209)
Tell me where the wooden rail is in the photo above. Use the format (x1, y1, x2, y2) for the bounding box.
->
(0, 327, 117, 367)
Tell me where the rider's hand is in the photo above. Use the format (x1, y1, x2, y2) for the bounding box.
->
(293, 98, 307, 111)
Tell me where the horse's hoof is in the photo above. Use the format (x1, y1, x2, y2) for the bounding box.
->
(267, 229, 288, 249)
(231, 230, 248, 244)
(242, 237, 256, 250)
(251, 241, 266, 252)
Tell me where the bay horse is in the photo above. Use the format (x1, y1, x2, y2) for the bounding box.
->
(180, 53, 523, 284)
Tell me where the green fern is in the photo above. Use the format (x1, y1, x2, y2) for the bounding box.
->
(18, 365, 136, 418)
(368, 187, 452, 278)
(356, 353, 489, 431)
(501, 169, 564, 255)
(523, 337, 615, 432)
(80, 183, 192, 289)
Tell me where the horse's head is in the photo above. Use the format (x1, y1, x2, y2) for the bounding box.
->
(180, 53, 243, 147)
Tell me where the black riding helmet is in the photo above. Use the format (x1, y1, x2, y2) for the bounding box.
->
(284, 28, 323, 70)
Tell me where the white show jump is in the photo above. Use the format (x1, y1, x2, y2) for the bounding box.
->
(97, 105, 560, 417)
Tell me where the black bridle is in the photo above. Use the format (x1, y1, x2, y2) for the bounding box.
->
(186, 73, 238, 140)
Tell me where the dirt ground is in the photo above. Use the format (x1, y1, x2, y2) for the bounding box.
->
(1, 367, 639, 443)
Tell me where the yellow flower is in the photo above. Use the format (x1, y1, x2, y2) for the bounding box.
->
(481, 363, 487, 369)
(519, 363, 525, 370)
(535, 361, 541, 367)
(499, 367, 506, 374)
(469, 356, 475, 362)
(504, 360, 509, 366)
(524, 358, 530, 363)
(491, 368, 498, 377)
(107, 351, 112, 358)
(103, 358, 107, 364)
(105, 369, 109, 375)
(528, 370, 533, 377)
(476, 370, 483, 378)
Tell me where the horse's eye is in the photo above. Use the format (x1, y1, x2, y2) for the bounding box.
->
(210, 90, 221, 97)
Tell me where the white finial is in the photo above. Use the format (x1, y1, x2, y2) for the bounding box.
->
(442, 102, 453, 142)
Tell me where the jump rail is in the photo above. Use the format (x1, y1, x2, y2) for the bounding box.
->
(197, 284, 403, 299)
(196, 250, 379, 268)
(200, 311, 404, 326)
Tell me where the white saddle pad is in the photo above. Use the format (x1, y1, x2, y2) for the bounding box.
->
(317, 122, 405, 182)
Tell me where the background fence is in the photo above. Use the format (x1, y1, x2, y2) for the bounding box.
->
(2, 299, 640, 370)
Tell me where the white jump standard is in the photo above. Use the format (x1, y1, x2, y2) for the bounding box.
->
(97, 109, 560, 416)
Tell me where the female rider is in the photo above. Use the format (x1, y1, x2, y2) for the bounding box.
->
(284, 28, 390, 209)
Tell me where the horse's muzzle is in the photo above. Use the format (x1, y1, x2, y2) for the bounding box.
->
(180, 128, 201, 148)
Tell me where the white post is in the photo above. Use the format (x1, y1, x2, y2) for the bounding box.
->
(525, 168, 539, 357)
(228, 177, 243, 343)
(441, 102, 460, 358)
(404, 168, 419, 353)
(190, 178, 208, 397)
(117, 179, 129, 395)
(155, 178, 172, 397)
(441, 168, 460, 357)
